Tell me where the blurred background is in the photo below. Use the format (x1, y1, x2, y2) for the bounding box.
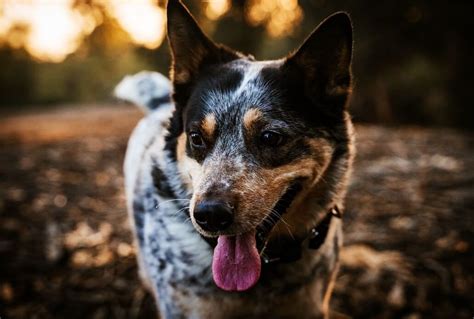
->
(0, 0, 473, 127)
(0, 1, 472, 319)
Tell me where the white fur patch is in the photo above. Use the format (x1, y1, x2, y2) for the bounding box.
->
(124, 103, 174, 205)
(201, 60, 279, 114)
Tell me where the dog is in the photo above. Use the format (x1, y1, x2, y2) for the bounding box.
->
(115, 0, 354, 318)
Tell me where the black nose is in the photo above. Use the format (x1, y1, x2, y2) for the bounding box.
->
(193, 200, 234, 232)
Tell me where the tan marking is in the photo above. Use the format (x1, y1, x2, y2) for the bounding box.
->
(201, 113, 216, 137)
(243, 136, 335, 239)
(176, 133, 211, 226)
(243, 108, 263, 130)
(176, 133, 203, 194)
(271, 137, 340, 238)
(231, 154, 321, 238)
(176, 133, 187, 162)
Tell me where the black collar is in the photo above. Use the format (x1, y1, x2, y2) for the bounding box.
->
(258, 206, 342, 265)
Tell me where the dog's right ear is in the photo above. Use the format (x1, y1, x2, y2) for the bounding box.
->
(167, 0, 239, 86)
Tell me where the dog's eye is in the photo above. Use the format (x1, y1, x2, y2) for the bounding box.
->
(260, 131, 284, 147)
(189, 132, 205, 148)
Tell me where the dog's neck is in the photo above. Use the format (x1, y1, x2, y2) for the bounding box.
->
(259, 206, 342, 264)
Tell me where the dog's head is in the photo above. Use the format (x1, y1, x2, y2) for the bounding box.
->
(165, 0, 354, 291)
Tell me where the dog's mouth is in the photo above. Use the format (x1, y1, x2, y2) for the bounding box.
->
(256, 182, 303, 252)
(211, 181, 303, 292)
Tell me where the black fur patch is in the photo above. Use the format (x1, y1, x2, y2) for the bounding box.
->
(149, 95, 171, 110)
(151, 163, 175, 198)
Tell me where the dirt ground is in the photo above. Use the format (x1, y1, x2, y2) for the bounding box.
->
(0, 105, 472, 319)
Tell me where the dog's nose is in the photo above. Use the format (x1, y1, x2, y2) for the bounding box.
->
(193, 200, 234, 232)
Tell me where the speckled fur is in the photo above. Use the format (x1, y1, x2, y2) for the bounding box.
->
(120, 1, 354, 318)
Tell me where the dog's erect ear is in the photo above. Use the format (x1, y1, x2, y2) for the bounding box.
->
(284, 12, 353, 108)
(167, 0, 239, 85)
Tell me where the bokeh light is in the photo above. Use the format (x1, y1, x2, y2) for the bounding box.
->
(0, 0, 166, 62)
(205, 0, 232, 20)
(107, 0, 165, 50)
(0, 0, 94, 62)
(246, 0, 303, 37)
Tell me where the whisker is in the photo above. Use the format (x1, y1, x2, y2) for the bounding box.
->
(168, 205, 190, 218)
(155, 198, 190, 209)
(266, 208, 295, 240)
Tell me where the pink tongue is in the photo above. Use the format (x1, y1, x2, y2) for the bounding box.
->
(212, 230, 261, 292)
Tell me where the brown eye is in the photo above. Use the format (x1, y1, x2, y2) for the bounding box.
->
(189, 132, 205, 148)
(260, 131, 284, 147)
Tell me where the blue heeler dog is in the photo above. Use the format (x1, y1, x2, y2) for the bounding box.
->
(115, 0, 354, 317)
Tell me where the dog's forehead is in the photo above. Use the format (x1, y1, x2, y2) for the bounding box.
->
(192, 59, 284, 123)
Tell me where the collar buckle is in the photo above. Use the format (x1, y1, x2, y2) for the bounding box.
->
(307, 205, 340, 250)
(261, 254, 281, 264)
(330, 206, 342, 218)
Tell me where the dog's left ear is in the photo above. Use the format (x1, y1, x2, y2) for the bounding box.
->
(167, 0, 239, 86)
(284, 12, 353, 108)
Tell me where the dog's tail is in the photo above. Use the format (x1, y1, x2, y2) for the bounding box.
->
(114, 71, 172, 113)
